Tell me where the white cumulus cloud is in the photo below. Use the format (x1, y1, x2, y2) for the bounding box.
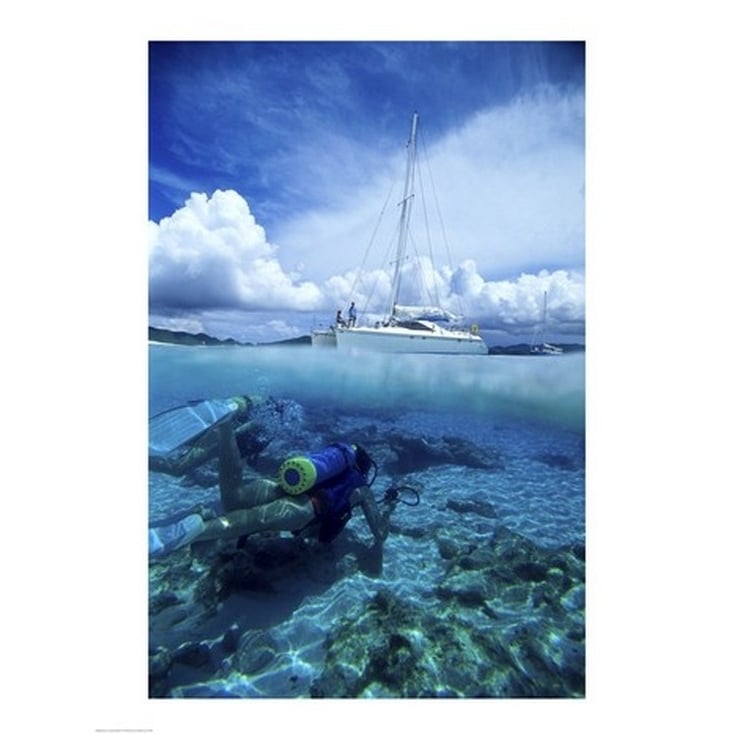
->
(149, 190, 324, 311)
(446, 263, 586, 334)
(271, 88, 585, 283)
(148, 189, 584, 342)
(322, 254, 584, 336)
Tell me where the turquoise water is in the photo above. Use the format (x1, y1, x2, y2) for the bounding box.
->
(148, 344, 585, 697)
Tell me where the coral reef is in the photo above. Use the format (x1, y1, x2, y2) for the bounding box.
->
(311, 528, 585, 698)
(148, 402, 585, 698)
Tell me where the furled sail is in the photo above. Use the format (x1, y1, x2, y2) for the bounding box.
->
(392, 305, 460, 323)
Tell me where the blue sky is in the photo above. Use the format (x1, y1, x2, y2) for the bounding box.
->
(149, 41, 585, 344)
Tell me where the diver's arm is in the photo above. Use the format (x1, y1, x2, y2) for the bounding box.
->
(217, 419, 244, 512)
(350, 486, 397, 577)
(352, 486, 393, 545)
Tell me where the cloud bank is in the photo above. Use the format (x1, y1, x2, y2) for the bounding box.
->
(272, 87, 585, 282)
(148, 189, 584, 341)
(149, 190, 323, 311)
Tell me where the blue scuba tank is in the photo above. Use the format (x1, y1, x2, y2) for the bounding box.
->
(277, 443, 357, 495)
(312, 466, 366, 542)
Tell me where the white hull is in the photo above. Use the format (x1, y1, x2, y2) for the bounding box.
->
(335, 323, 487, 354)
(531, 343, 564, 356)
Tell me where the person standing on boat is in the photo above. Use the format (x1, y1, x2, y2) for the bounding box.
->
(348, 301, 357, 327)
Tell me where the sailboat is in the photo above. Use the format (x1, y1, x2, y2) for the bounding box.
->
(332, 112, 487, 355)
(530, 291, 563, 355)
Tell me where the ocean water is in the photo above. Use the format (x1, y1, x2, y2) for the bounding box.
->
(148, 344, 585, 698)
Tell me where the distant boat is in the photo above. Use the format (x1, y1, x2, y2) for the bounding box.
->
(311, 326, 337, 347)
(316, 112, 487, 355)
(532, 342, 564, 356)
(530, 291, 563, 355)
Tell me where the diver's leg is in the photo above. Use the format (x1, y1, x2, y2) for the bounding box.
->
(148, 492, 313, 557)
(217, 416, 284, 511)
(218, 420, 243, 512)
(239, 477, 284, 506)
(221, 474, 284, 512)
(195, 494, 316, 543)
(233, 419, 270, 455)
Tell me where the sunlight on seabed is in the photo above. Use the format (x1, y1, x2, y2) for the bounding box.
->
(149, 346, 584, 432)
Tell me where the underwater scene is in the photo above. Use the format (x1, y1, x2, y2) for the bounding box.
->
(148, 344, 585, 698)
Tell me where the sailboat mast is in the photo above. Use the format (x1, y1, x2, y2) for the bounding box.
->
(387, 111, 419, 321)
(540, 290, 548, 344)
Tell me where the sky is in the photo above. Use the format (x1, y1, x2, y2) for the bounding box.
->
(149, 41, 585, 344)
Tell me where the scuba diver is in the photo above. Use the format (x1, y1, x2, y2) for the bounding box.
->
(148, 398, 401, 571)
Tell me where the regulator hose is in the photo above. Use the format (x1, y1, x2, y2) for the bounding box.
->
(379, 484, 421, 507)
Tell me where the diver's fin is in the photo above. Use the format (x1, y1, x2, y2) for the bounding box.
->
(148, 398, 242, 456)
(149, 513, 206, 557)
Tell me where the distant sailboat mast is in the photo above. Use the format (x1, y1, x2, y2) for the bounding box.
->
(531, 290, 563, 355)
(386, 111, 419, 323)
(540, 290, 549, 345)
